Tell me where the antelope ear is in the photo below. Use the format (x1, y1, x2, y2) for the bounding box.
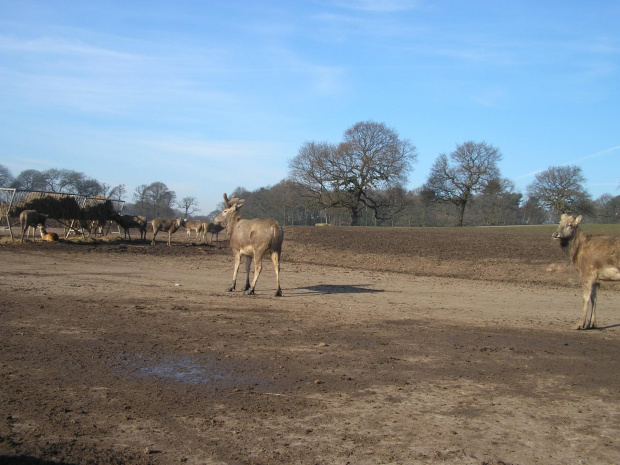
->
(575, 215, 582, 225)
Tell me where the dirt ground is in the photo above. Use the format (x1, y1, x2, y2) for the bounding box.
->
(1, 225, 619, 465)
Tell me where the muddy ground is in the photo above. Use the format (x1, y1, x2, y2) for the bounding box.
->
(1, 225, 619, 465)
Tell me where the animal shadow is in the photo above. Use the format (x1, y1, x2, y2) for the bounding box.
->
(296, 284, 384, 295)
(593, 323, 620, 330)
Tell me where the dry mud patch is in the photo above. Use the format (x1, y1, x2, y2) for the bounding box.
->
(1, 226, 619, 464)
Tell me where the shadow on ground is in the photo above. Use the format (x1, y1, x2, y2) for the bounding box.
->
(295, 284, 384, 295)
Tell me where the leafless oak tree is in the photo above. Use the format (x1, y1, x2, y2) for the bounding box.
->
(423, 141, 502, 227)
(289, 120, 417, 226)
(177, 196, 199, 217)
(526, 165, 593, 217)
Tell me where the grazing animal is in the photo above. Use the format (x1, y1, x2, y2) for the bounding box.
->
(39, 226, 59, 242)
(206, 221, 224, 242)
(198, 221, 224, 243)
(19, 210, 48, 243)
(86, 219, 106, 237)
(213, 193, 283, 296)
(552, 214, 620, 329)
(151, 217, 186, 246)
(112, 213, 148, 241)
(184, 220, 203, 242)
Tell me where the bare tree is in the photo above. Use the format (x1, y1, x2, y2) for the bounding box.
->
(11, 169, 46, 191)
(526, 165, 593, 217)
(471, 178, 522, 226)
(133, 182, 177, 218)
(177, 196, 199, 218)
(39, 169, 71, 192)
(18, 168, 106, 196)
(107, 184, 126, 201)
(8, 167, 108, 197)
(60, 170, 106, 196)
(0, 164, 14, 187)
(592, 194, 619, 223)
(423, 141, 502, 226)
(289, 120, 417, 226)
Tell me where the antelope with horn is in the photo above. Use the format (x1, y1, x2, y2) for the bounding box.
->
(213, 193, 283, 296)
(552, 214, 620, 329)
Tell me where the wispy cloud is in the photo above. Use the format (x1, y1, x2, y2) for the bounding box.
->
(0, 35, 136, 59)
(513, 145, 620, 181)
(140, 138, 283, 160)
(0, 33, 240, 118)
(332, 0, 423, 12)
(569, 145, 620, 164)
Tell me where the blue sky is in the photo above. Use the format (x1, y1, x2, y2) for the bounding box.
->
(1, 1, 618, 215)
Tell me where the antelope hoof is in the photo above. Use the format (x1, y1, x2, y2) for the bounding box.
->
(573, 323, 594, 330)
(244, 289, 255, 295)
(274, 289, 282, 297)
(226, 285, 235, 292)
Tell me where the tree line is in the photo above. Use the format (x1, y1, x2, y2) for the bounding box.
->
(1, 120, 616, 226)
(222, 177, 616, 227)
(286, 121, 608, 226)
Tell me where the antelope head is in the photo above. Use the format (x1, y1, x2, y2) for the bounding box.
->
(552, 214, 582, 241)
(215, 193, 245, 227)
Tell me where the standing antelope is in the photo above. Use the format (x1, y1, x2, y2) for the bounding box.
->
(552, 214, 620, 329)
(151, 218, 186, 246)
(19, 210, 48, 243)
(184, 220, 203, 242)
(213, 193, 283, 296)
(112, 213, 148, 241)
(207, 221, 224, 242)
(198, 221, 224, 243)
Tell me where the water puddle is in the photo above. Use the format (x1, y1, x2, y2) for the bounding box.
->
(114, 353, 265, 389)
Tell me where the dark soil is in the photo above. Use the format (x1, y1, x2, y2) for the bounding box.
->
(1, 225, 619, 464)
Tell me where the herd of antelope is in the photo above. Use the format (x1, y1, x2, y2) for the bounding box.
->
(11, 195, 620, 329)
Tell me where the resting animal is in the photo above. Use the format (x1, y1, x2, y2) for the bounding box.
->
(40, 226, 59, 242)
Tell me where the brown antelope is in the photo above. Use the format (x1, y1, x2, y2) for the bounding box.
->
(184, 220, 202, 242)
(552, 214, 620, 329)
(151, 218, 186, 246)
(39, 226, 59, 242)
(198, 221, 224, 243)
(19, 210, 48, 243)
(213, 193, 283, 296)
(112, 213, 147, 241)
(206, 221, 224, 242)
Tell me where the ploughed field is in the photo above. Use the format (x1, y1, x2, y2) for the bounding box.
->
(1, 225, 619, 465)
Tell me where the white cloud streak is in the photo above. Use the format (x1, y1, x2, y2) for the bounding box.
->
(332, 0, 423, 12)
(513, 145, 620, 181)
(0, 35, 136, 59)
(140, 138, 283, 160)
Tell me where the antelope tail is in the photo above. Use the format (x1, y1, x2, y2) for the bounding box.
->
(273, 225, 284, 250)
